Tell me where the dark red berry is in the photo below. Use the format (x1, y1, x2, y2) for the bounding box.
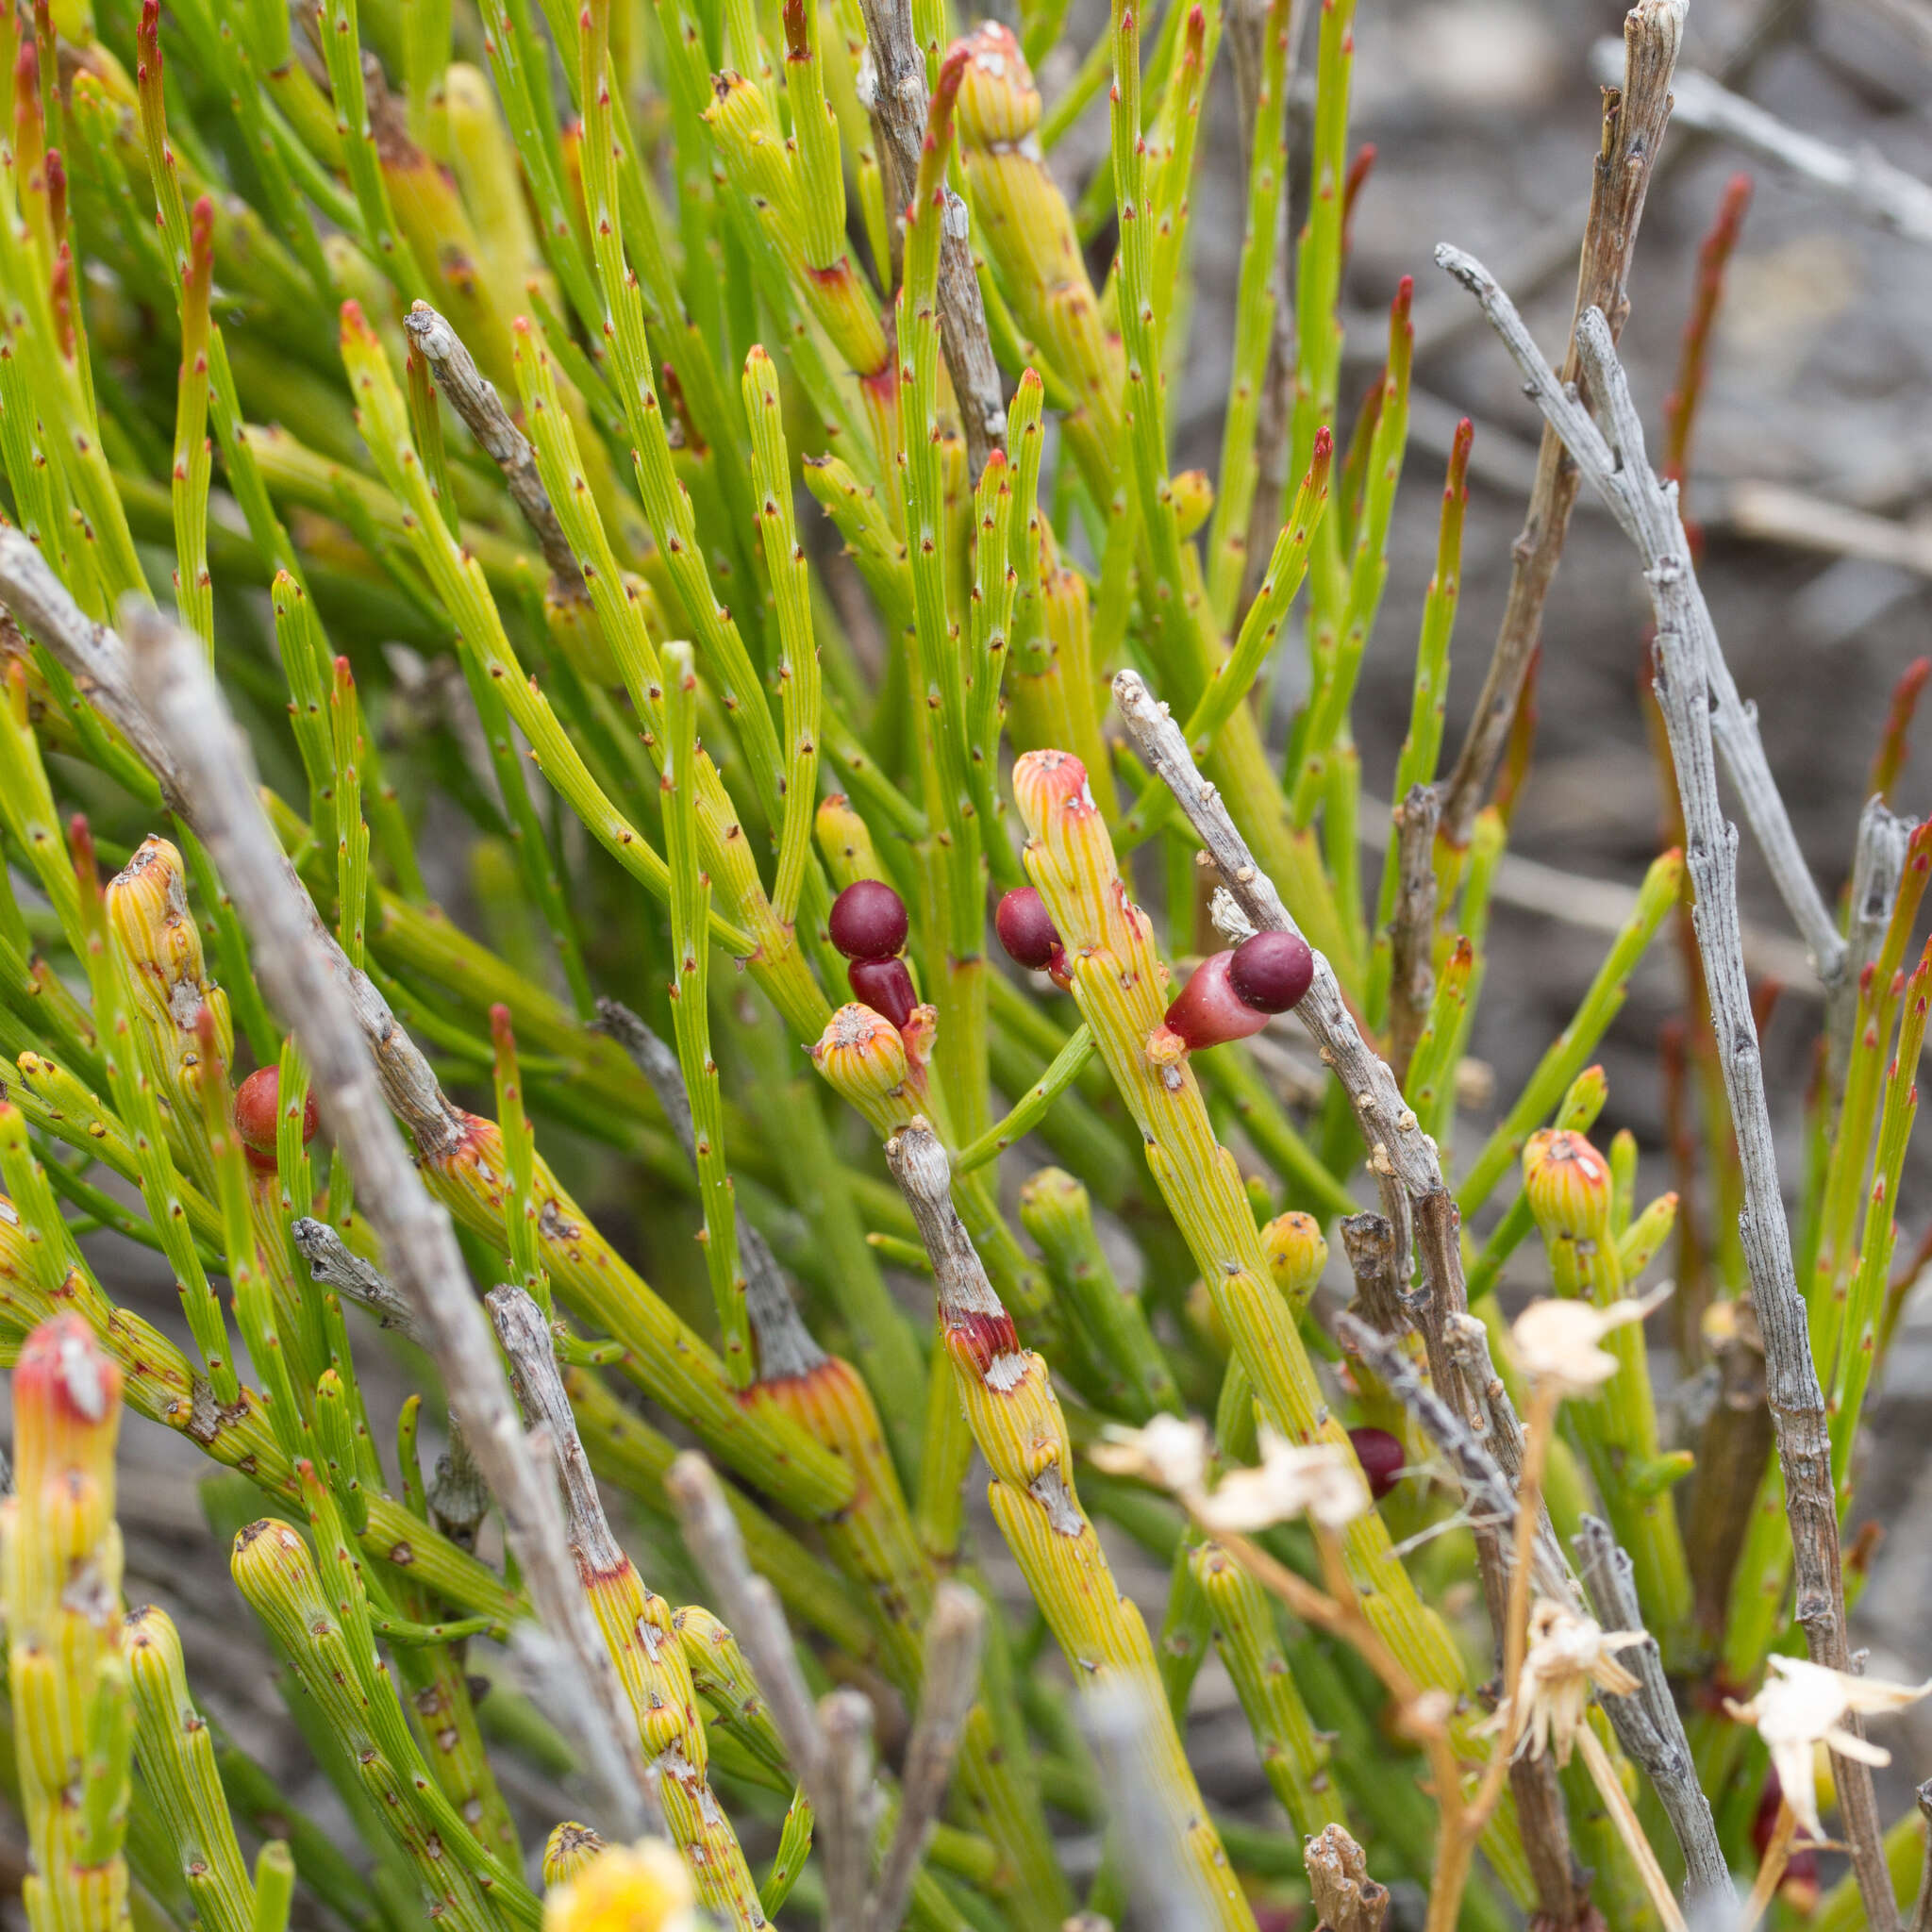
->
(1751, 1773, 1819, 1881)
(235, 1066, 318, 1171)
(1228, 930, 1314, 1015)
(828, 880, 908, 960)
(995, 888, 1060, 972)
(1163, 952, 1269, 1051)
(848, 956, 918, 1030)
(1348, 1425, 1405, 1501)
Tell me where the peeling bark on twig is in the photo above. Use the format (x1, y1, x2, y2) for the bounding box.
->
(1305, 1824, 1390, 1932)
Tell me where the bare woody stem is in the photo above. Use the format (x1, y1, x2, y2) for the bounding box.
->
(1431, 262, 1892, 1927)
(855, 0, 1007, 478)
(1437, 0, 1682, 853)
(403, 301, 583, 597)
(120, 598, 657, 1840)
(865, 1584, 985, 1932)
(1432, 251, 1843, 988)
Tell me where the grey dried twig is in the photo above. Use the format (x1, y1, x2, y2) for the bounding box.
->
(593, 997, 824, 1380)
(867, 1584, 986, 1932)
(123, 601, 656, 1840)
(854, 0, 1006, 478)
(664, 1454, 848, 1871)
(1574, 1520, 1732, 1917)
(820, 1689, 879, 1932)
(0, 532, 468, 1158)
(1387, 782, 1439, 1085)
(1591, 42, 1932, 246)
(291, 1215, 420, 1340)
(1826, 799, 1912, 1108)
(403, 301, 584, 596)
(1076, 1683, 1215, 1932)
(1438, 0, 1684, 852)
(1432, 258, 1891, 1925)
(1434, 249, 1844, 991)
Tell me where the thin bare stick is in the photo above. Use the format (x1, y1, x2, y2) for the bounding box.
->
(1591, 42, 1932, 245)
(1826, 798, 1912, 1109)
(854, 0, 1006, 477)
(663, 1452, 830, 1807)
(1432, 272, 1889, 1924)
(1075, 1683, 1216, 1932)
(819, 1689, 878, 1932)
(1114, 668, 1445, 1204)
(592, 998, 824, 1379)
(1909, 1778, 1932, 1932)
(1575, 1724, 1690, 1932)
(1573, 1518, 1731, 1915)
(1437, 0, 1684, 852)
(1433, 249, 1844, 987)
(403, 301, 584, 596)
(867, 1584, 986, 1932)
(0, 533, 469, 1157)
(1387, 782, 1439, 1085)
(1336, 1312, 1573, 1606)
(122, 601, 656, 1839)
(1740, 1799, 1796, 1929)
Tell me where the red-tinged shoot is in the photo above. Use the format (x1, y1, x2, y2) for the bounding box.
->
(828, 878, 908, 960)
(1347, 1424, 1405, 1501)
(234, 1065, 318, 1173)
(1341, 142, 1376, 257)
(995, 887, 1061, 972)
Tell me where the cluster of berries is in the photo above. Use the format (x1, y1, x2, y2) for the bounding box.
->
(828, 877, 1319, 1053)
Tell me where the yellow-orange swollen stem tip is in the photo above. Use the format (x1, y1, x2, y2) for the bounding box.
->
(1523, 1128, 1614, 1242)
(5, 1314, 130, 1930)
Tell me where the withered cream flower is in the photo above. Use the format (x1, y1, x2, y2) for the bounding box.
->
(1506, 1599, 1647, 1766)
(1724, 1656, 1932, 1839)
(1091, 1420, 1370, 1532)
(1195, 1429, 1370, 1534)
(1510, 1283, 1672, 1396)
(1090, 1413, 1211, 1494)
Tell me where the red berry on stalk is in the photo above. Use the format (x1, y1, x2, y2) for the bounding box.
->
(1228, 930, 1314, 1015)
(995, 888, 1060, 972)
(1162, 952, 1270, 1051)
(828, 880, 908, 961)
(234, 1066, 318, 1172)
(848, 956, 918, 1031)
(1348, 1425, 1405, 1501)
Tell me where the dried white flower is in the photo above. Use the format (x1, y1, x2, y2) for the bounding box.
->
(1194, 1429, 1370, 1534)
(1498, 1599, 1647, 1766)
(1089, 1420, 1368, 1532)
(1089, 1414, 1211, 1494)
(1510, 1283, 1671, 1396)
(1723, 1657, 1932, 1839)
